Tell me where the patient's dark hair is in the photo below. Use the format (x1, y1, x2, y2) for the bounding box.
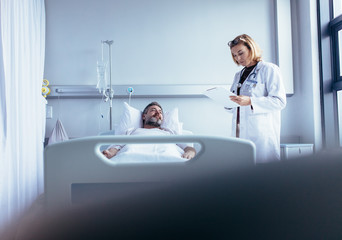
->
(142, 102, 163, 115)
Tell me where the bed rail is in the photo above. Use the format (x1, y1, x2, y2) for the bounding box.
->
(44, 135, 255, 210)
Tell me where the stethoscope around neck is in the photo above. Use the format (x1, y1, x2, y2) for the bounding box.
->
(237, 64, 259, 88)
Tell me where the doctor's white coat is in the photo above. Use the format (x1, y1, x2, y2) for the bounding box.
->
(229, 61, 286, 163)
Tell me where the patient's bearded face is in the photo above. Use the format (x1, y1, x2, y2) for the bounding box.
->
(146, 116, 162, 127)
(144, 105, 163, 127)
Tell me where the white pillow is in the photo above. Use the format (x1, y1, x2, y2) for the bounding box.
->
(160, 107, 182, 135)
(115, 102, 182, 135)
(115, 102, 142, 135)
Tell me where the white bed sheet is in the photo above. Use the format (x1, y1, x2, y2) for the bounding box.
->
(112, 128, 186, 163)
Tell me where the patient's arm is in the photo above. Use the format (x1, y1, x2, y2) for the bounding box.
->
(182, 146, 196, 159)
(102, 147, 119, 159)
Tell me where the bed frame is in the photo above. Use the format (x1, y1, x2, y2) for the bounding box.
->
(44, 135, 256, 210)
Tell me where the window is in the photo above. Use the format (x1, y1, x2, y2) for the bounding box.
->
(339, 30, 342, 77)
(318, 0, 342, 148)
(330, 15, 342, 87)
(338, 90, 342, 146)
(330, 2, 342, 147)
(333, 0, 342, 18)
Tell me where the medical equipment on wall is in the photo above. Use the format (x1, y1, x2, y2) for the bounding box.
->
(96, 40, 114, 130)
(127, 87, 134, 105)
(42, 79, 51, 98)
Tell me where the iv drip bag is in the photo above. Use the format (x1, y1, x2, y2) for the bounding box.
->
(96, 60, 107, 94)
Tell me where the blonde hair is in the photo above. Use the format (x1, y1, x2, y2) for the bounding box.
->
(228, 34, 262, 65)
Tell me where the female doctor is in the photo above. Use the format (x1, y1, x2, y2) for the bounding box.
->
(227, 34, 286, 163)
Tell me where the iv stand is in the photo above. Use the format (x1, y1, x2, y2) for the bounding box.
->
(102, 40, 114, 130)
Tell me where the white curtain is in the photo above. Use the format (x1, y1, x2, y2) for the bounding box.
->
(0, 0, 46, 230)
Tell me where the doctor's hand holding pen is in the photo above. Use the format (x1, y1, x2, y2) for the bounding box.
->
(226, 33, 287, 163)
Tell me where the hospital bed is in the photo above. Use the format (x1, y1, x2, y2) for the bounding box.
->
(44, 134, 256, 211)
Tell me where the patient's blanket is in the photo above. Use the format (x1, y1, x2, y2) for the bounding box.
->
(113, 128, 186, 163)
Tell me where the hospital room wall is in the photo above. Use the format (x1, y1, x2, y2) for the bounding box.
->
(44, 0, 323, 149)
(45, 98, 232, 137)
(280, 0, 323, 149)
(43, 0, 276, 138)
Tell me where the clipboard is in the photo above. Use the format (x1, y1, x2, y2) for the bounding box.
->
(203, 87, 239, 108)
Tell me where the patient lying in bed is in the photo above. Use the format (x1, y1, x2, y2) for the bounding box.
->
(102, 102, 196, 161)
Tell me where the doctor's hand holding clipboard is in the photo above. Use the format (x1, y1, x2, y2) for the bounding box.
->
(229, 95, 252, 107)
